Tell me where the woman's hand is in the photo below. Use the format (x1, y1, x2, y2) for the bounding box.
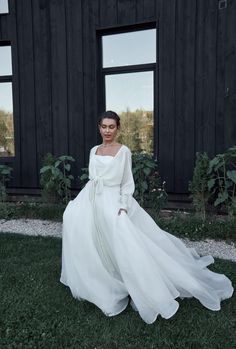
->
(118, 208, 127, 215)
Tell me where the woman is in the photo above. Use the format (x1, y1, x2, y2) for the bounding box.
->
(60, 110, 234, 324)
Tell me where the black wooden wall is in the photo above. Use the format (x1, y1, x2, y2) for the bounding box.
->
(0, 0, 235, 195)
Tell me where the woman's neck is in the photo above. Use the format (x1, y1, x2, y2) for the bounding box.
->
(102, 140, 118, 146)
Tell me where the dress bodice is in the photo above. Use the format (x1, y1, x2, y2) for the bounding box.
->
(88, 144, 135, 211)
(93, 155, 113, 176)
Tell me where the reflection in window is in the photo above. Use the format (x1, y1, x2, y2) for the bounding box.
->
(103, 29, 156, 68)
(0, 46, 12, 75)
(0, 43, 14, 157)
(0, 83, 14, 156)
(105, 72, 154, 154)
(102, 27, 156, 154)
(0, 0, 9, 14)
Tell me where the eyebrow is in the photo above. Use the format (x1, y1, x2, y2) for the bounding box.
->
(101, 124, 115, 127)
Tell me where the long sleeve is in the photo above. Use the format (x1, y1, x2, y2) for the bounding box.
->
(119, 148, 135, 211)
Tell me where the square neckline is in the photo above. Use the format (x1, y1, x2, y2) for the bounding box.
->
(94, 144, 124, 158)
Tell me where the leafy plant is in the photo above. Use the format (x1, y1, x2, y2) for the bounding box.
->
(207, 146, 236, 217)
(40, 153, 75, 204)
(132, 153, 167, 214)
(78, 166, 89, 189)
(188, 152, 211, 220)
(40, 153, 58, 203)
(0, 164, 13, 201)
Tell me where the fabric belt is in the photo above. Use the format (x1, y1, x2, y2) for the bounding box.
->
(89, 176, 104, 203)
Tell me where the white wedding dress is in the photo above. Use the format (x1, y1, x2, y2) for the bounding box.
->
(60, 144, 234, 324)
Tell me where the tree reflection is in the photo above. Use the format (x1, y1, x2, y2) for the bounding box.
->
(0, 108, 15, 157)
(117, 108, 153, 154)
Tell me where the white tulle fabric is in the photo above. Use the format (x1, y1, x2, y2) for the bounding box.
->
(60, 144, 234, 324)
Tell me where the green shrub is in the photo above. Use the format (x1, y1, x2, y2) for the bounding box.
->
(78, 166, 89, 189)
(190, 146, 236, 218)
(188, 152, 211, 220)
(40, 153, 75, 204)
(0, 164, 13, 202)
(132, 152, 167, 214)
(40, 153, 58, 203)
(207, 146, 236, 217)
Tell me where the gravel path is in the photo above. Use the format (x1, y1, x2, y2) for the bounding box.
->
(0, 218, 235, 262)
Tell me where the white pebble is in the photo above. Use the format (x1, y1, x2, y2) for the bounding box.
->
(0, 219, 235, 262)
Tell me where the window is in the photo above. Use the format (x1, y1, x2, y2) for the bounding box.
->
(102, 29, 156, 67)
(100, 27, 156, 154)
(0, 42, 15, 157)
(0, 0, 9, 14)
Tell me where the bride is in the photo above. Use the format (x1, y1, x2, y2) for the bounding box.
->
(60, 110, 234, 324)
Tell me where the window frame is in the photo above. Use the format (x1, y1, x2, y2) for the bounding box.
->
(0, 40, 15, 160)
(96, 22, 158, 157)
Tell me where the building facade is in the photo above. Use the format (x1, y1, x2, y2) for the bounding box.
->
(0, 0, 235, 197)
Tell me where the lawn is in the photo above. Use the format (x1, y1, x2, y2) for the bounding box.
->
(0, 201, 236, 241)
(0, 233, 235, 349)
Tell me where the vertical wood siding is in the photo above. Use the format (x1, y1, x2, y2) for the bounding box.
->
(0, 0, 235, 194)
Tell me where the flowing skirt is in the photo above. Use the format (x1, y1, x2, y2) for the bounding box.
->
(60, 181, 234, 324)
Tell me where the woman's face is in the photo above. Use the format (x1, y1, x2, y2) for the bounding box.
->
(99, 118, 118, 143)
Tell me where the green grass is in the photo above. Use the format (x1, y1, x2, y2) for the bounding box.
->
(0, 233, 235, 349)
(0, 202, 65, 221)
(1, 202, 236, 241)
(155, 214, 236, 242)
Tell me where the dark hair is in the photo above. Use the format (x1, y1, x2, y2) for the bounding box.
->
(98, 110, 120, 129)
